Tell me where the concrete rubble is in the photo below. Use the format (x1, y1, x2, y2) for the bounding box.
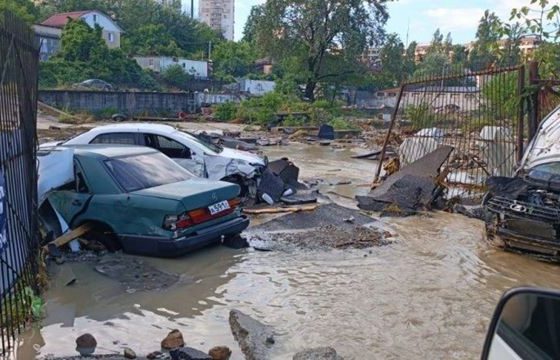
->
(229, 310, 275, 360)
(293, 347, 344, 360)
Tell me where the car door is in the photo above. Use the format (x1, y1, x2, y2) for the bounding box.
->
(144, 134, 205, 177)
(47, 160, 93, 227)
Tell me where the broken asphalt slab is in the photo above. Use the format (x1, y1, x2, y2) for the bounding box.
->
(245, 204, 392, 251)
(357, 146, 454, 215)
(229, 310, 275, 360)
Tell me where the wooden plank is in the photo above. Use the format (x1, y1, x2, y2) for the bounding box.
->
(243, 205, 318, 215)
(44, 223, 94, 249)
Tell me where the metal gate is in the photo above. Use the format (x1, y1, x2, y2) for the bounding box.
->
(374, 65, 528, 198)
(0, 11, 40, 356)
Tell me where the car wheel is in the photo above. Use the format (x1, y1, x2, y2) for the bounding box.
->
(85, 228, 121, 252)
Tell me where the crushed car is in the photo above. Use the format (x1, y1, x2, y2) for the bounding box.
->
(41, 123, 267, 198)
(484, 106, 560, 261)
(37, 145, 249, 257)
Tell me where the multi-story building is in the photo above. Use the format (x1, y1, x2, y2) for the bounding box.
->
(199, 0, 235, 41)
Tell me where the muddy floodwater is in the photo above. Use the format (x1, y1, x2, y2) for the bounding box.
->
(17, 144, 560, 359)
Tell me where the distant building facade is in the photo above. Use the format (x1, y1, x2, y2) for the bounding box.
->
(41, 10, 123, 49)
(33, 24, 62, 61)
(199, 0, 235, 41)
(134, 56, 209, 79)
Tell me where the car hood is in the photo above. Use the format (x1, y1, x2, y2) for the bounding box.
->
(521, 106, 560, 170)
(133, 179, 240, 211)
(219, 147, 265, 166)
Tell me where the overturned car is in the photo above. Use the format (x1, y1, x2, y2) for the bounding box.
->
(484, 106, 560, 261)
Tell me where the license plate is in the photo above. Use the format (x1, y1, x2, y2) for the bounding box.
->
(208, 200, 230, 215)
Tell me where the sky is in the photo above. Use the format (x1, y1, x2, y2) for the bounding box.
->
(184, 0, 531, 44)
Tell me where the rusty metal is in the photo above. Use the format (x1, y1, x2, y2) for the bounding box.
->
(373, 85, 404, 183)
(517, 65, 526, 162)
(373, 65, 529, 197)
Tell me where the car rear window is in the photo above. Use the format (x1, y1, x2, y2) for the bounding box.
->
(105, 152, 194, 192)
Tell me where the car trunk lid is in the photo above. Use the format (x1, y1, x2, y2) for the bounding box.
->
(133, 179, 240, 211)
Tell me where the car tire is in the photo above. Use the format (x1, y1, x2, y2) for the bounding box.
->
(85, 228, 121, 252)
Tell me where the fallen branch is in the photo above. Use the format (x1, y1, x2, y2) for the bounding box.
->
(243, 205, 318, 215)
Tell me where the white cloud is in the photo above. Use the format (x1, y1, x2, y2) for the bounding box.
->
(424, 7, 486, 32)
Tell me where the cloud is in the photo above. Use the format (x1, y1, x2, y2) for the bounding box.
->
(424, 7, 486, 32)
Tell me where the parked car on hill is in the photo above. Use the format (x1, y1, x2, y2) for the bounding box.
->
(39, 145, 249, 257)
(42, 123, 266, 198)
(72, 79, 114, 91)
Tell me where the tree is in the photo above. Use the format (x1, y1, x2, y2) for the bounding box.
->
(252, 0, 393, 101)
(443, 32, 453, 54)
(482, 72, 519, 120)
(161, 64, 192, 89)
(243, 4, 265, 43)
(40, 19, 157, 89)
(451, 44, 467, 64)
(511, 0, 560, 40)
(0, 0, 39, 23)
(533, 42, 560, 78)
(212, 41, 258, 80)
(428, 28, 444, 54)
(378, 33, 405, 87)
(403, 41, 417, 80)
(469, 11, 502, 70)
(121, 24, 182, 56)
(412, 52, 449, 80)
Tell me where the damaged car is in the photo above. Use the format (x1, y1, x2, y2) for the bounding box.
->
(484, 106, 560, 261)
(38, 145, 249, 257)
(43, 123, 267, 198)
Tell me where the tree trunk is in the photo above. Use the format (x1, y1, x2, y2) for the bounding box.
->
(304, 79, 316, 102)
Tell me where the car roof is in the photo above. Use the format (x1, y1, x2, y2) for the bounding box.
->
(57, 144, 159, 159)
(89, 123, 177, 134)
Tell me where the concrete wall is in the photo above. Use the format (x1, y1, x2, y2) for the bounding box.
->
(39, 90, 197, 115)
(196, 92, 243, 106)
(239, 79, 276, 96)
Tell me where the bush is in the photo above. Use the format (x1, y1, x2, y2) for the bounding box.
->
(161, 64, 192, 90)
(404, 104, 435, 130)
(214, 102, 238, 122)
(328, 117, 357, 130)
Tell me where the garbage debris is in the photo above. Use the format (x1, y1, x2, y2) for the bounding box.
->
(318, 124, 335, 140)
(76, 333, 97, 356)
(357, 146, 454, 215)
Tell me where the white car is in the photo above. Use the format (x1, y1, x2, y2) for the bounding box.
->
(44, 123, 266, 195)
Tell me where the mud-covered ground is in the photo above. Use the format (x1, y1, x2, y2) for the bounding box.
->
(18, 120, 560, 360)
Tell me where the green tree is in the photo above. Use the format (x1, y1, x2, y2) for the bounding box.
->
(482, 72, 519, 120)
(511, 0, 560, 40)
(212, 41, 258, 80)
(379, 33, 405, 87)
(161, 64, 192, 89)
(443, 32, 453, 54)
(428, 28, 444, 55)
(469, 11, 503, 70)
(532, 42, 560, 78)
(252, 0, 393, 101)
(403, 41, 417, 80)
(412, 52, 449, 80)
(0, 0, 39, 23)
(243, 4, 265, 43)
(122, 24, 182, 56)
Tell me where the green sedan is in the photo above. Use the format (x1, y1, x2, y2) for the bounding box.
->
(45, 145, 250, 257)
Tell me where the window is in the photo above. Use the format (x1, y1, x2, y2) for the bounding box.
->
(108, 32, 114, 43)
(91, 133, 138, 145)
(105, 153, 194, 192)
(93, 14, 97, 22)
(154, 135, 191, 159)
(74, 164, 90, 193)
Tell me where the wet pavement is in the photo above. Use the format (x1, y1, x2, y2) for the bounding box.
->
(17, 143, 560, 359)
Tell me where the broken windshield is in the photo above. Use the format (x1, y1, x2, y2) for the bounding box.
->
(526, 163, 560, 190)
(105, 153, 194, 192)
(174, 131, 223, 155)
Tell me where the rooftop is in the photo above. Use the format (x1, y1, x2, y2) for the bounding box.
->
(41, 10, 92, 28)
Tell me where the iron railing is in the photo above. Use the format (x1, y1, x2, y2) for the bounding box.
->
(0, 11, 40, 356)
(375, 65, 529, 198)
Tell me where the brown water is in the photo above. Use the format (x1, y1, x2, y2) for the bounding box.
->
(16, 144, 560, 359)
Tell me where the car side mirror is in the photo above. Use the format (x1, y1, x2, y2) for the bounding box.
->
(482, 287, 560, 360)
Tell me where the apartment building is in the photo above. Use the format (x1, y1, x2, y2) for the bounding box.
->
(199, 0, 235, 41)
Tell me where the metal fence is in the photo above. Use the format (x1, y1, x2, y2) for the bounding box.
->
(0, 12, 40, 356)
(375, 65, 527, 198)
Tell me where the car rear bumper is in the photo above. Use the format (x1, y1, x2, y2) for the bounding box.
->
(118, 216, 250, 257)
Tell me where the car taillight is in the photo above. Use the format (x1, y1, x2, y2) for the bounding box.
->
(164, 199, 241, 230)
(163, 213, 192, 230)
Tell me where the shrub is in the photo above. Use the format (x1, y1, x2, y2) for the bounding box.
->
(404, 104, 435, 130)
(328, 117, 358, 130)
(214, 102, 238, 122)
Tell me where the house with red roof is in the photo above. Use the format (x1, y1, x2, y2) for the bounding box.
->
(34, 10, 123, 60)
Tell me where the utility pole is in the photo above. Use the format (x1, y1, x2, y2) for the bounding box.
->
(208, 41, 212, 60)
(191, 0, 194, 18)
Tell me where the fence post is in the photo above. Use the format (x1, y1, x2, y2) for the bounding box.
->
(516, 65, 525, 163)
(528, 61, 540, 140)
(373, 85, 404, 184)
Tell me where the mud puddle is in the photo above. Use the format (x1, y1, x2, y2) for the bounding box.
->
(16, 144, 560, 359)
